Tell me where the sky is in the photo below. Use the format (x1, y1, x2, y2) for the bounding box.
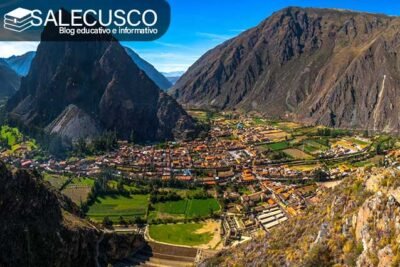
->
(1, 0, 400, 72)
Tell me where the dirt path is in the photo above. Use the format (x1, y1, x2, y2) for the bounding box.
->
(195, 220, 222, 250)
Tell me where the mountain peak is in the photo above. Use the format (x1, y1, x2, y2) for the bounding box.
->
(171, 7, 400, 133)
(7, 15, 197, 144)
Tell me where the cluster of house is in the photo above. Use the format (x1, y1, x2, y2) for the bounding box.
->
(221, 180, 318, 244)
(1, 115, 372, 189)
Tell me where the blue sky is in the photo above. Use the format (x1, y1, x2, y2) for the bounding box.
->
(1, 0, 400, 72)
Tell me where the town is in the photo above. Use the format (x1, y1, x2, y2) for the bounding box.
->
(1, 110, 399, 265)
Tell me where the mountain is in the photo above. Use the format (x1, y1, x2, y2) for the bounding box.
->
(171, 7, 400, 133)
(204, 166, 400, 266)
(2, 49, 173, 91)
(0, 162, 144, 266)
(162, 71, 185, 85)
(7, 14, 197, 144)
(0, 59, 20, 99)
(5, 51, 36, 76)
(124, 47, 172, 91)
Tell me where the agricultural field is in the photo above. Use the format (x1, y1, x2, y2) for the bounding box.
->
(187, 110, 221, 123)
(63, 187, 92, 205)
(62, 177, 95, 205)
(87, 194, 149, 222)
(43, 173, 70, 190)
(283, 148, 314, 160)
(264, 141, 290, 151)
(289, 164, 321, 172)
(300, 139, 329, 155)
(262, 130, 290, 141)
(158, 188, 205, 198)
(70, 176, 95, 186)
(107, 180, 143, 192)
(149, 198, 220, 221)
(332, 139, 360, 152)
(350, 137, 371, 149)
(351, 155, 384, 168)
(276, 122, 302, 131)
(252, 117, 270, 125)
(149, 222, 215, 246)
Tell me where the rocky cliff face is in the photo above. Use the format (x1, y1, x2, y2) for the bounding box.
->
(7, 16, 197, 144)
(171, 7, 400, 133)
(0, 59, 20, 99)
(0, 162, 144, 267)
(204, 167, 400, 266)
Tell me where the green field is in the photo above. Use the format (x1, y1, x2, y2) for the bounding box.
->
(266, 141, 290, 151)
(43, 173, 70, 190)
(87, 194, 149, 222)
(301, 140, 329, 154)
(149, 198, 220, 220)
(107, 180, 146, 192)
(70, 177, 95, 186)
(149, 223, 213, 246)
(62, 177, 95, 205)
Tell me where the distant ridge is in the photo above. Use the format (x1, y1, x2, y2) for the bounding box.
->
(124, 47, 172, 91)
(4, 51, 35, 76)
(0, 59, 20, 99)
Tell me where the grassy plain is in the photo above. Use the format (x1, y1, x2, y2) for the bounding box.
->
(149, 223, 214, 246)
(149, 198, 220, 220)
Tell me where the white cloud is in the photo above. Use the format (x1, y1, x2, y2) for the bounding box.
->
(153, 41, 190, 49)
(0, 42, 38, 58)
(196, 32, 234, 42)
(133, 51, 201, 72)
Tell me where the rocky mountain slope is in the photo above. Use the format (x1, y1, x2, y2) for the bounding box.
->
(205, 166, 400, 266)
(6, 15, 197, 144)
(4, 49, 172, 91)
(4, 51, 35, 76)
(124, 47, 172, 91)
(171, 7, 400, 133)
(0, 59, 20, 99)
(0, 162, 144, 267)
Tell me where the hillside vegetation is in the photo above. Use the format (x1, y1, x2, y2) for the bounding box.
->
(205, 167, 400, 266)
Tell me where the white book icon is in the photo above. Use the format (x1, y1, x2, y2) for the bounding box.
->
(4, 8, 34, 32)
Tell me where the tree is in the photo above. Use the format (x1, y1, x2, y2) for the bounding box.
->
(75, 137, 88, 155)
(119, 216, 127, 226)
(117, 180, 125, 193)
(314, 169, 329, 182)
(376, 143, 383, 155)
(48, 135, 66, 158)
(130, 130, 135, 144)
(102, 216, 113, 228)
